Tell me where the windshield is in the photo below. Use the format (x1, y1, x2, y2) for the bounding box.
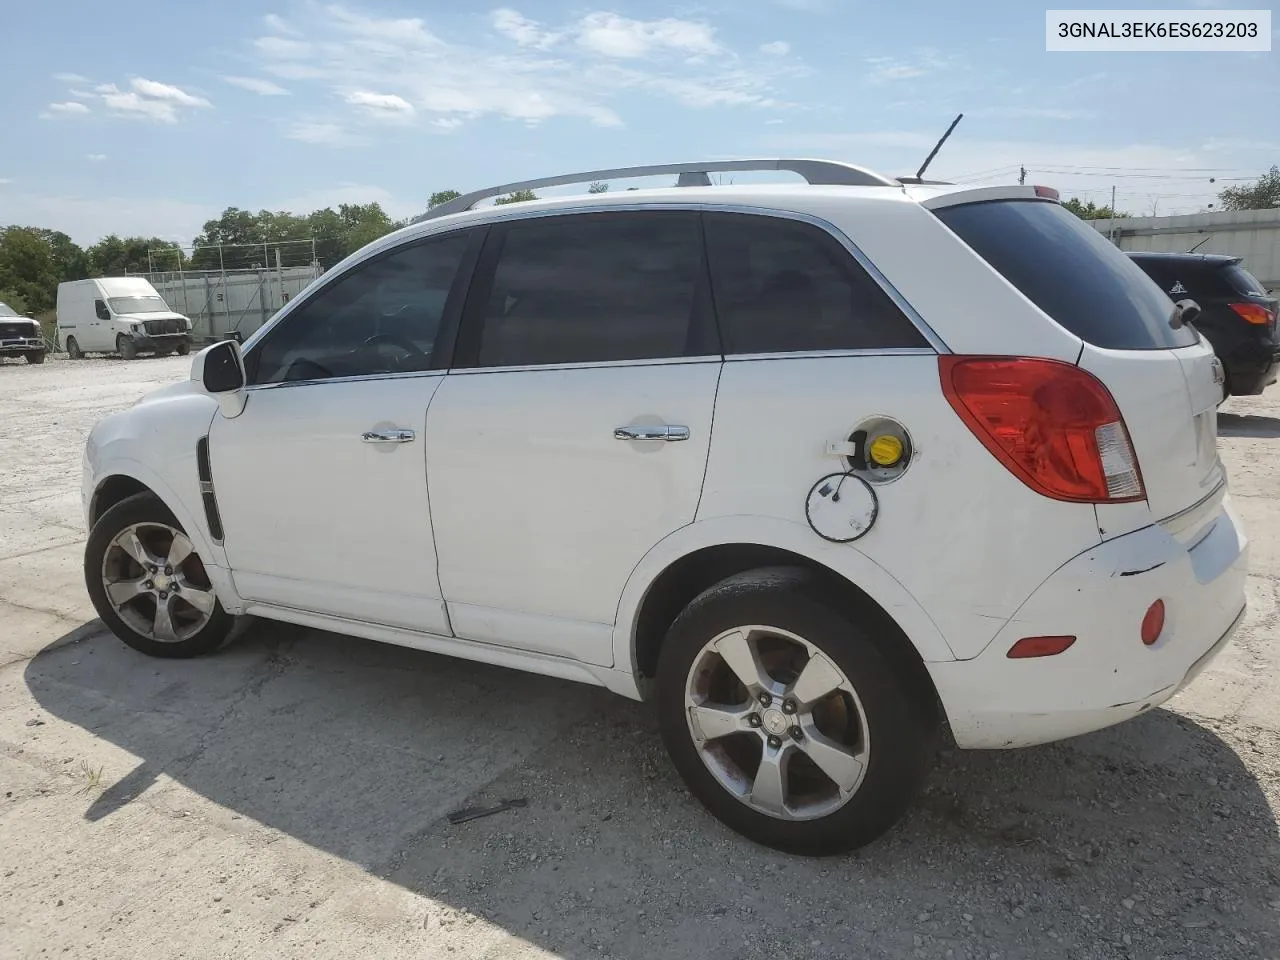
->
(0, 302, 19, 318)
(934, 199, 1198, 350)
(108, 296, 170, 314)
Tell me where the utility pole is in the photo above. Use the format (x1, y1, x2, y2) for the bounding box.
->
(1018, 165, 1026, 185)
(1109, 185, 1117, 243)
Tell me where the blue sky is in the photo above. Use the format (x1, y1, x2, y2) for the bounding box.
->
(2, 0, 1276, 246)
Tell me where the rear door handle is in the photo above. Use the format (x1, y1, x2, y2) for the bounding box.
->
(362, 428, 415, 443)
(614, 424, 690, 442)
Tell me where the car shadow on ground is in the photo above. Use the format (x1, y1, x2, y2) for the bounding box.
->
(23, 621, 1280, 959)
(1218, 412, 1280, 439)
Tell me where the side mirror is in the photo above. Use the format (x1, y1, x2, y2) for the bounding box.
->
(191, 340, 248, 417)
(1170, 298, 1201, 330)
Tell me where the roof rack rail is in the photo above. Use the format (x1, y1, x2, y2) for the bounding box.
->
(414, 158, 898, 223)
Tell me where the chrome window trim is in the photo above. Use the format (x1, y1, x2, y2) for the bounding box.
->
(246, 368, 447, 392)
(447, 354, 723, 377)
(723, 347, 938, 362)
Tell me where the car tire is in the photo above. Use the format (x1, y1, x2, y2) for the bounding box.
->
(84, 492, 233, 659)
(65, 337, 82, 359)
(25, 351, 45, 364)
(176, 341, 191, 356)
(155, 347, 173, 358)
(117, 335, 137, 361)
(656, 566, 938, 855)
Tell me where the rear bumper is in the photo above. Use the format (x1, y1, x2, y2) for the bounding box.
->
(1224, 342, 1280, 395)
(930, 493, 1248, 749)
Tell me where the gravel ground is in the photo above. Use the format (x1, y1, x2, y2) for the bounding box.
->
(0, 352, 1278, 960)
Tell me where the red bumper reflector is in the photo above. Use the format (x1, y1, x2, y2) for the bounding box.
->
(1007, 635, 1076, 659)
(1141, 599, 1166, 646)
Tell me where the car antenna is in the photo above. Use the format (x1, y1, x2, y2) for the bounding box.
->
(1187, 235, 1213, 254)
(914, 113, 964, 181)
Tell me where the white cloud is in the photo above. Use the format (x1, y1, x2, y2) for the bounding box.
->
(490, 8, 559, 48)
(970, 106, 1096, 121)
(246, 4, 791, 134)
(344, 90, 415, 118)
(865, 50, 950, 84)
(0, 178, 12, 186)
(575, 12, 720, 58)
(87, 78, 211, 122)
(87, 154, 107, 162)
(53, 72, 90, 83)
(222, 75, 291, 96)
(287, 121, 351, 145)
(263, 12, 299, 35)
(760, 41, 790, 56)
(42, 101, 90, 117)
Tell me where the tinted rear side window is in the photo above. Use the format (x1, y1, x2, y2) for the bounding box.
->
(470, 212, 711, 368)
(935, 200, 1197, 350)
(1222, 263, 1269, 297)
(704, 213, 927, 354)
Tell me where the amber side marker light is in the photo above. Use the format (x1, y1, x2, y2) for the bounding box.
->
(1007, 635, 1076, 659)
(1141, 600, 1166, 646)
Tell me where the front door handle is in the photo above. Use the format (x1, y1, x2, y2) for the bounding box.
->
(614, 424, 690, 442)
(362, 428, 415, 443)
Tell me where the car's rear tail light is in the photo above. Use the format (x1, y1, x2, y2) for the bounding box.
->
(939, 356, 1146, 503)
(1007, 635, 1076, 658)
(1141, 600, 1165, 646)
(1228, 302, 1276, 326)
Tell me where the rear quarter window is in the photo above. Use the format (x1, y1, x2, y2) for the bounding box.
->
(935, 200, 1198, 350)
(1222, 263, 1269, 297)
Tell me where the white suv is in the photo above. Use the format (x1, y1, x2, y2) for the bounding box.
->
(81, 159, 1247, 854)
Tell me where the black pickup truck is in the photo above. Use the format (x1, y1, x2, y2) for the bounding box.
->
(0, 302, 46, 364)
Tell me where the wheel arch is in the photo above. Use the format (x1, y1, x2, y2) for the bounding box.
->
(86, 460, 240, 612)
(614, 518, 956, 703)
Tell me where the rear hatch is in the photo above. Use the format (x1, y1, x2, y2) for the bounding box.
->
(932, 196, 1224, 525)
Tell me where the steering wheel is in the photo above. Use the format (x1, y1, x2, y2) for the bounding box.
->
(361, 334, 429, 370)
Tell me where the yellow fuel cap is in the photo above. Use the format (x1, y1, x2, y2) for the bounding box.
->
(868, 434, 904, 467)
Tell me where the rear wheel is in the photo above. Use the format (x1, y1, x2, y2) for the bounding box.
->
(656, 567, 938, 855)
(176, 341, 191, 356)
(25, 351, 45, 364)
(117, 335, 137, 361)
(84, 492, 233, 658)
(65, 337, 82, 359)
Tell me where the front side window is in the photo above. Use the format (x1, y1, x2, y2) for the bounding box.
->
(109, 296, 169, 314)
(94, 300, 110, 320)
(704, 213, 927, 355)
(248, 232, 470, 385)
(469, 211, 710, 368)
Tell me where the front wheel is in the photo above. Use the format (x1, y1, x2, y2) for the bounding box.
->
(176, 341, 191, 356)
(84, 492, 233, 658)
(117, 335, 137, 361)
(65, 337, 82, 359)
(25, 351, 45, 364)
(656, 567, 938, 855)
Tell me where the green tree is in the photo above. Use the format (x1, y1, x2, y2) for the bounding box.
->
(0, 227, 60, 311)
(428, 189, 462, 208)
(587, 181, 609, 194)
(494, 189, 538, 205)
(0, 289, 30, 315)
(1061, 197, 1129, 221)
(30, 229, 89, 283)
(1219, 165, 1280, 210)
(88, 235, 183, 276)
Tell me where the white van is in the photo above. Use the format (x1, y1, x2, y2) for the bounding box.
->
(57, 277, 193, 360)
